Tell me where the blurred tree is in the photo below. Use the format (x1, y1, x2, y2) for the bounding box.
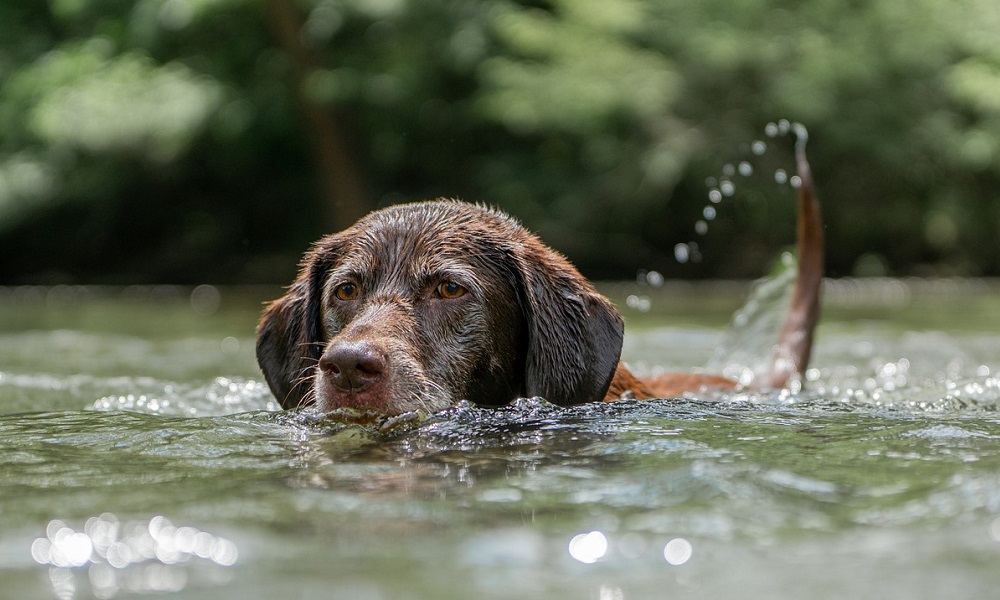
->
(0, 0, 998, 283)
(265, 0, 367, 230)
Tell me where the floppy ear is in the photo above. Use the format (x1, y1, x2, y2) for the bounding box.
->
(511, 239, 625, 406)
(255, 237, 341, 408)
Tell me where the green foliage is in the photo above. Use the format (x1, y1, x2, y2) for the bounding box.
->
(21, 43, 223, 159)
(479, 0, 679, 134)
(1, 0, 999, 282)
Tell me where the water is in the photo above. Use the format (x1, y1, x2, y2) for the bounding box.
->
(675, 120, 808, 266)
(3, 282, 1000, 599)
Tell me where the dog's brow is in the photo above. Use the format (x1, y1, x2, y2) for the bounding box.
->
(326, 263, 371, 287)
(416, 262, 481, 289)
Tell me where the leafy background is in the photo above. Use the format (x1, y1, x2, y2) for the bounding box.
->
(2, 0, 999, 284)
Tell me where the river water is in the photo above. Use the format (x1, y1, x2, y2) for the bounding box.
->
(2, 280, 1000, 599)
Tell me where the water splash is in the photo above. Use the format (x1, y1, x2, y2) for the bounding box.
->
(90, 377, 279, 416)
(675, 120, 809, 263)
(705, 252, 799, 388)
(803, 347, 1000, 414)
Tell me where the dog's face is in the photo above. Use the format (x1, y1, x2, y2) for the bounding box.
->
(256, 200, 624, 416)
(313, 204, 527, 414)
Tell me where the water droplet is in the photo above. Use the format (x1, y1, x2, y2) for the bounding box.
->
(778, 119, 791, 135)
(703, 206, 717, 220)
(774, 169, 788, 184)
(720, 180, 735, 197)
(738, 161, 753, 176)
(752, 140, 767, 154)
(705, 176, 718, 187)
(708, 189, 722, 203)
(694, 220, 708, 235)
(674, 243, 690, 264)
(688, 241, 702, 263)
(792, 121, 808, 143)
(722, 163, 736, 177)
(764, 122, 779, 137)
(645, 270, 664, 287)
(790, 175, 802, 188)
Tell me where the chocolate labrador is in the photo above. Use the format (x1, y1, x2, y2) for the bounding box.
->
(256, 142, 822, 416)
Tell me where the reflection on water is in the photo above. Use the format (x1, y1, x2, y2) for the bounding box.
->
(31, 514, 237, 599)
(568, 530, 608, 564)
(2, 283, 1000, 598)
(663, 537, 693, 566)
(568, 530, 693, 567)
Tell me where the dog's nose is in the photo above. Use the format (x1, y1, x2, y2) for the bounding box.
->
(319, 342, 386, 392)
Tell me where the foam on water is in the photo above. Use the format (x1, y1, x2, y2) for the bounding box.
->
(90, 377, 279, 417)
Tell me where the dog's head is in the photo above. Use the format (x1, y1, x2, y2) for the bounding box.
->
(256, 200, 624, 415)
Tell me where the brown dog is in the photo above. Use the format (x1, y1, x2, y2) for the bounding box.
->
(256, 144, 822, 416)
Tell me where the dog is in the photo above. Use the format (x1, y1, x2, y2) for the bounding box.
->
(256, 143, 822, 416)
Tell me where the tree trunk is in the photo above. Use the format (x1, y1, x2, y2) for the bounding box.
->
(265, 0, 370, 232)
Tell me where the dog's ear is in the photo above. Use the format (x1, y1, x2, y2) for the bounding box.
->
(255, 237, 341, 408)
(510, 239, 624, 406)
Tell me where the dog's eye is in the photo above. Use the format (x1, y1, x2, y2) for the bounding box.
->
(334, 282, 358, 301)
(437, 281, 466, 299)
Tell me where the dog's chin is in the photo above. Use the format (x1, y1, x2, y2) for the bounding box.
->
(314, 377, 453, 417)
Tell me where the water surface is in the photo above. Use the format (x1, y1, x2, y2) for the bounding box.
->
(2, 281, 1000, 599)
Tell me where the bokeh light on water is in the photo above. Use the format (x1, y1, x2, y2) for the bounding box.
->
(31, 514, 237, 598)
(662, 538, 693, 566)
(569, 530, 695, 568)
(989, 517, 1000, 543)
(568, 530, 608, 564)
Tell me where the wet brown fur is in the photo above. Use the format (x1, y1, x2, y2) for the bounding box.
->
(256, 152, 822, 415)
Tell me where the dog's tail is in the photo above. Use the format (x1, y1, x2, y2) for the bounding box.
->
(759, 125, 824, 389)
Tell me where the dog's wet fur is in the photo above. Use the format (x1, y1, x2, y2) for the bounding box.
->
(257, 145, 822, 416)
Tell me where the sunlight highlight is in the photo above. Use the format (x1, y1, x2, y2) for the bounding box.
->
(663, 537, 693, 565)
(31, 514, 238, 598)
(568, 531, 608, 564)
